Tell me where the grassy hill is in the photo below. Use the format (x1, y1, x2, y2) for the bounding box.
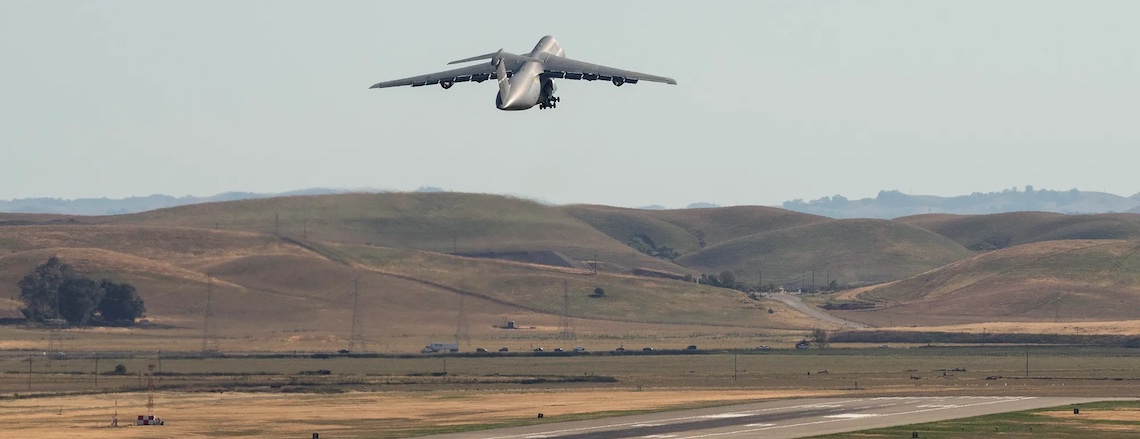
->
(99, 192, 688, 274)
(835, 239, 1140, 326)
(562, 205, 829, 260)
(896, 212, 1140, 250)
(675, 219, 974, 287)
(0, 220, 817, 352)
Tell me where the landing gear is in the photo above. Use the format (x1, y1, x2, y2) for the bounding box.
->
(539, 96, 560, 110)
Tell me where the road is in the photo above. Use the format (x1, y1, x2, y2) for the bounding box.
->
(425, 396, 1112, 439)
(768, 293, 868, 329)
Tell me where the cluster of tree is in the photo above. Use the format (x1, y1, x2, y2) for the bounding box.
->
(17, 257, 146, 326)
(701, 270, 742, 290)
(627, 236, 680, 260)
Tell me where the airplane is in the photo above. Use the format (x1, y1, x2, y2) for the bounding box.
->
(369, 36, 676, 111)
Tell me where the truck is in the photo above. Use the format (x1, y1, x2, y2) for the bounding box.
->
(421, 342, 459, 353)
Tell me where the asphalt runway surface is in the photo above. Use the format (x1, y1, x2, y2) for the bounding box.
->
(427, 396, 1111, 439)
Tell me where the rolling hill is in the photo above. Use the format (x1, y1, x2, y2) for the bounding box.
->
(896, 212, 1140, 250)
(674, 219, 974, 287)
(562, 204, 828, 256)
(96, 192, 691, 275)
(832, 239, 1140, 327)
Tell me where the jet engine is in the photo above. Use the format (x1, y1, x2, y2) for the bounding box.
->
(612, 77, 626, 87)
(440, 80, 454, 89)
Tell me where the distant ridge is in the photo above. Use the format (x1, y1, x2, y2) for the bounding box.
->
(784, 187, 1140, 219)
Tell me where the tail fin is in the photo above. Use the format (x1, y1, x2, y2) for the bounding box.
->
(495, 50, 510, 102)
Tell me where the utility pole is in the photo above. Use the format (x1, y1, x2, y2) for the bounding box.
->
(201, 275, 217, 353)
(27, 356, 32, 391)
(303, 220, 308, 240)
(94, 352, 99, 388)
(1025, 345, 1029, 377)
(811, 270, 815, 292)
(758, 261, 762, 291)
(274, 213, 279, 236)
(593, 249, 598, 275)
(558, 280, 574, 340)
(733, 354, 738, 382)
(349, 278, 366, 352)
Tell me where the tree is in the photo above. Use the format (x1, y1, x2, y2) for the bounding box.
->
(590, 287, 606, 298)
(17, 256, 76, 321)
(718, 270, 737, 289)
(809, 328, 830, 349)
(98, 280, 146, 322)
(58, 277, 103, 326)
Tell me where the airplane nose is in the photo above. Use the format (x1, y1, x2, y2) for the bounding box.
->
(496, 93, 524, 111)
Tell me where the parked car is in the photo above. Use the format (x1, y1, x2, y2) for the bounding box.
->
(642, 347, 654, 351)
(686, 345, 698, 350)
(553, 347, 564, 352)
(615, 346, 626, 352)
(534, 347, 544, 352)
(475, 347, 488, 353)
(498, 347, 509, 352)
(757, 345, 771, 350)
(573, 346, 586, 353)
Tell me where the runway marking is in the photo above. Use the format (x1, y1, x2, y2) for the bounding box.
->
(743, 423, 775, 427)
(699, 413, 750, 419)
(825, 413, 879, 419)
(478, 400, 868, 439)
(643, 435, 677, 438)
(676, 397, 1035, 438)
(631, 423, 663, 427)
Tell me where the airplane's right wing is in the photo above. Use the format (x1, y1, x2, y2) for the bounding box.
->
(541, 56, 677, 85)
(369, 58, 525, 89)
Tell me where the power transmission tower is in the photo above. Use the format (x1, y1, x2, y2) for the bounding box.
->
(348, 278, 367, 352)
(558, 280, 575, 340)
(201, 275, 218, 353)
(455, 292, 469, 346)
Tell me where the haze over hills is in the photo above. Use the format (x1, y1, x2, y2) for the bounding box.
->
(4, 186, 1139, 218)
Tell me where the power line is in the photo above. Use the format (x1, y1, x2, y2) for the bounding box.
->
(558, 280, 575, 340)
(348, 278, 367, 352)
(201, 275, 218, 353)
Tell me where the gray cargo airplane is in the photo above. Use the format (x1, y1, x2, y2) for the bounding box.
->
(369, 36, 676, 111)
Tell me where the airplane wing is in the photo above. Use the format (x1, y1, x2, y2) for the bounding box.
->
(369, 58, 525, 89)
(541, 56, 677, 85)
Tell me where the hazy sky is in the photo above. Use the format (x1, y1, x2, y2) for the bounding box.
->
(2, 1, 1138, 207)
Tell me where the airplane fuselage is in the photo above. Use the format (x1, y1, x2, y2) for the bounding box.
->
(496, 36, 565, 111)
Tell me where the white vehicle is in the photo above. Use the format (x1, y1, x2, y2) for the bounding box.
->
(421, 342, 459, 353)
(573, 346, 586, 353)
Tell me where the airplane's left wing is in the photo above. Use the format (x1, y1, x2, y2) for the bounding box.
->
(541, 56, 677, 85)
(369, 59, 524, 89)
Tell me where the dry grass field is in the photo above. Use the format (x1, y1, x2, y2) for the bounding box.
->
(676, 219, 973, 287)
(896, 211, 1140, 250)
(832, 239, 1140, 327)
(4, 347, 1140, 438)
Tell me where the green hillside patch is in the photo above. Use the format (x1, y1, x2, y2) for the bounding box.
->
(854, 239, 1140, 322)
(812, 399, 1140, 439)
(675, 219, 973, 288)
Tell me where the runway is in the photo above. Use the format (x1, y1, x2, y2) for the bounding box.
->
(426, 396, 1110, 439)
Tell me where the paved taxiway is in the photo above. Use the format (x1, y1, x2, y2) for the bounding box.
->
(427, 396, 1111, 439)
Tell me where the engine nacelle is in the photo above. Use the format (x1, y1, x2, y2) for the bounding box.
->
(440, 80, 453, 89)
(612, 77, 626, 87)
